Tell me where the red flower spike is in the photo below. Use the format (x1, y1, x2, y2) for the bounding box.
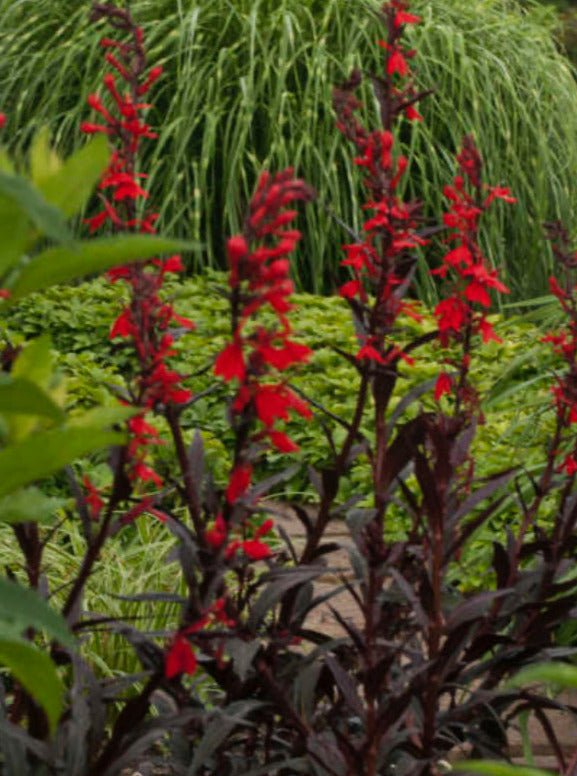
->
(165, 635, 197, 679)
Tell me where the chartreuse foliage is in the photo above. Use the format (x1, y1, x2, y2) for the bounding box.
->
(0, 0, 574, 300)
(0, 130, 192, 732)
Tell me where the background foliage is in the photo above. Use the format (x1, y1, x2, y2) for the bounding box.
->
(1, 0, 576, 301)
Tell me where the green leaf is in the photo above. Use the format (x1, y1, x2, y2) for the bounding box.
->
(0, 488, 65, 525)
(9, 235, 199, 301)
(0, 577, 73, 647)
(0, 425, 124, 498)
(507, 662, 577, 691)
(29, 128, 62, 184)
(0, 170, 72, 245)
(0, 192, 29, 279)
(0, 377, 64, 422)
(7, 336, 61, 442)
(68, 404, 138, 428)
(0, 639, 64, 734)
(453, 760, 554, 776)
(38, 136, 109, 217)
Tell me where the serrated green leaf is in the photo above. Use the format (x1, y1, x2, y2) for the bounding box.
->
(0, 425, 124, 498)
(0, 377, 64, 422)
(0, 170, 72, 245)
(38, 136, 108, 217)
(0, 578, 73, 647)
(9, 235, 199, 301)
(0, 639, 64, 734)
(30, 127, 62, 184)
(0, 488, 65, 525)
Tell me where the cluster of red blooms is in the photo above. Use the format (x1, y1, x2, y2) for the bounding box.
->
(542, 223, 577, 476)
(333, 2, 425, 368)
(205, 514, 275, 561)
(81, 4, 193, 492)
(165, 597, 236, 679)
(432, 136, 515, 403)
(214, 168, 315, 505)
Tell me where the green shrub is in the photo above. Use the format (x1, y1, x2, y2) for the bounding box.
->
(0, 0, 575, 300)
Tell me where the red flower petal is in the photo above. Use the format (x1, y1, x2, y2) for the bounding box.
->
(165, 636, 197, 679)
(269, 430, 299, 453)
(215, 341, 246, 382)
(226, 464, 253, 504)
(242, 539, 272, 561)
(434, 372, 452, 401)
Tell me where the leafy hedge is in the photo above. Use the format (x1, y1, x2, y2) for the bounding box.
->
(0, 0, 576, 300)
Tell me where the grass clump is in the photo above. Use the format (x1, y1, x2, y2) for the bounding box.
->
(0, 0, 575, 300)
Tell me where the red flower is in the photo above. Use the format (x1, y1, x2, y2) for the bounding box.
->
(434, 296, 469, 334)
(0, 113, 6, 130)
(215, 341, 246, 382)
(165, 635, 197, 679)
(464, 281, 491, 307)
(340, 279, 362, 299)
(394, 10, 421, 26)
(110, 309, 134, 339)
(226, 464, 253, 504)
(357, 344, 385, 364)
(131, 461, 163, 488)
(241, 539, 273, 561)
(558, 455, 577, 476)
(478, 317, 502, 344)
(205, 514, 228, 548)
(387, 48, 409, 77)
(269, 430, 299, 453)
(82, 476, 104, 520)
(434, 372, 452, 401)
(227, 235, 249, 264)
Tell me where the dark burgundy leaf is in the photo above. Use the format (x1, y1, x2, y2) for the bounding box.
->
(325, 654, 364, 717)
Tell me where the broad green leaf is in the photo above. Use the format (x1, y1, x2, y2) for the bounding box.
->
(68, 404, 138, 428)
(0, 192, 29, 279)
(8, 336, 60, 442)
(9, 235, 199, 301)
(11, 335, 54, 388)
(38, 136, 108, 217)
(30, 128, 62, 184)
(0, 639, 64, 734)
(507, 662, 577, 691)
(0, 148, 14, 175)
(0, 377, 64, 422)
(0, 488, 66, 525)
(453, 760, 554, 776)
(0, 170, 72, 245)
(0, 577, 73, 647)
(0, 425, 124, 498)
